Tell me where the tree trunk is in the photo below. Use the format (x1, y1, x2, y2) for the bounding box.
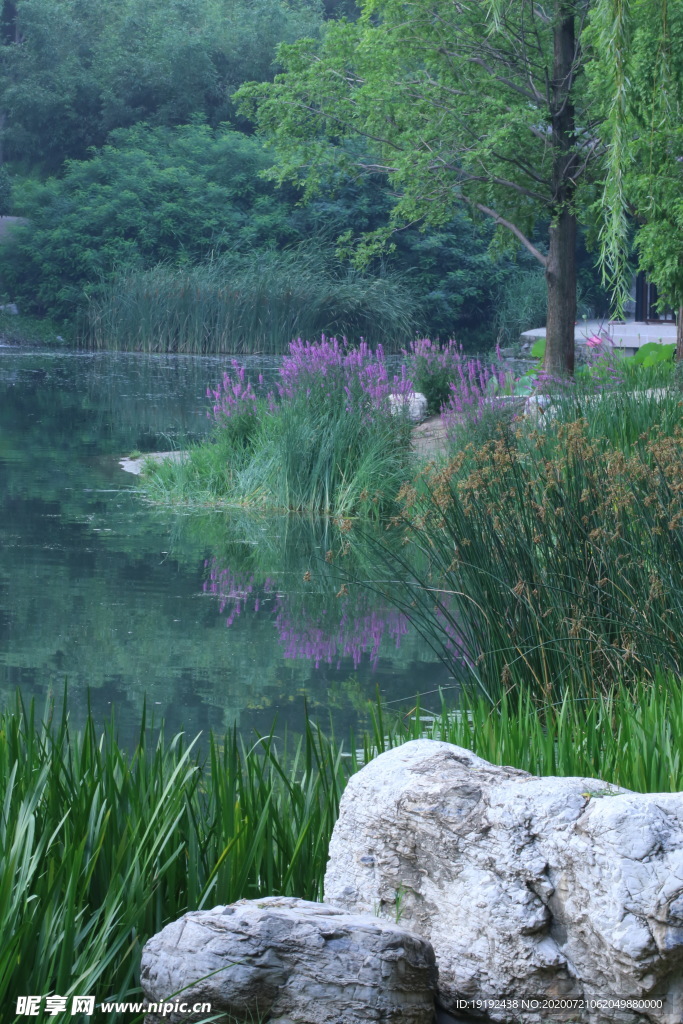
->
(676, 306, 683, 362)
(543, 3, 578, 379)
(545, 207, 576, 377)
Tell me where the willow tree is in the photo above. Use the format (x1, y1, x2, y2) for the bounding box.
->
(588, 0, 683, 354)
(239, 0, 607, 375)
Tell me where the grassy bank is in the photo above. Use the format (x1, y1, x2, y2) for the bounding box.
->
(3, 680, 683, 1018)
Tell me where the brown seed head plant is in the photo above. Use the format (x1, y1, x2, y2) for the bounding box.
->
(372, 415, 683, 703)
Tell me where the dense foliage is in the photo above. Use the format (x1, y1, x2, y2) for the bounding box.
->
(0, 117, 545, 343)
(0, 0, 323, 169)
(1, 124, 295, 320)
(371, 384, 683, 701)
(0, 0, 617, 349)
(236, 0, 615, 373)
(585, 0, 683, 316)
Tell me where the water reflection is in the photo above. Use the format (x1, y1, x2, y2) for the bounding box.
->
(203, 538, 409, 670)
(0, 346, 452, 744)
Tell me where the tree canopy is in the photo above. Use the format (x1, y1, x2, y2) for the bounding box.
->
(0, 0, 323, 168)
(590, 0, 683, 344)
(238, 0, 681, 370)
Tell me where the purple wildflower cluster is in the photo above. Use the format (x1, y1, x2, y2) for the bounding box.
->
(203, 556, 410, 669)
(443, 359, 508, 415)
(439, 355, 511, 440)
(207, 337, 415, 427)
(405, 339, 513, 432)
(407, 338, 465, 375)
(279, 336, 413, 416)
(207, 360, 262, 423)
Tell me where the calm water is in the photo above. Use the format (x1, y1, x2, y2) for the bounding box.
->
(0, 345, 450, 743)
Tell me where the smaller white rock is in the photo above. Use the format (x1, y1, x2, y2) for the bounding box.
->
(389, 392, 428, 422)
(141, 896, 437, 1024)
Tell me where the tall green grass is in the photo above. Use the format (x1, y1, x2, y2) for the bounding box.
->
(143, 393, 413, 516)
(391, 676, 683, 793)
(2, 680, 683, 1019)
(85, 250, 417, 353)
(1, 697, 345, 1021)
(547, 379, 683, 453)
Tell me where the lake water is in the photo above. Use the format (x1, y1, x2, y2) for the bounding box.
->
(0, 345, 451, 744)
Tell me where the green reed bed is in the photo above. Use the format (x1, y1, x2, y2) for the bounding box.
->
(370, 386, 683, 701)
(544, 375, 682, 453)
(4, 679, 683, 1019)
(403, 676, 683, 794)
(1, 699, 346, 1021)
(85, 250, 416, 354)
(145, 398, 411, 516)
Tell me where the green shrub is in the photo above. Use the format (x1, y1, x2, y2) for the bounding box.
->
(406, 339, 465, 414)
(0, 166, 13, 216)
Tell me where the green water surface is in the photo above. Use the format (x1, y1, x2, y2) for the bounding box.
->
(0, 345, 449, 742)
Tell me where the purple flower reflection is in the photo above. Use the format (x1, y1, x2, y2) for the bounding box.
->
(203, 557, 410, 669)
(203, 562, 278, 626)
(275, 606, 409, 670)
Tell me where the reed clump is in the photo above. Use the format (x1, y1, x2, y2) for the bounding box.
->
(142, 338, 415, 516)
(380, 392, 683, 700)
(383, 676, 683, 794)
(85, 250, 417, 354)
(0, 698, 346, 1019)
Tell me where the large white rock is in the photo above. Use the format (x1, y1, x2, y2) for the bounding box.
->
(324, 740, 683, 1024)
(389, 391, 428, 422)
(141, 895, 437, 1024)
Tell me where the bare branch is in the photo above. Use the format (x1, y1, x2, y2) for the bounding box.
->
(470, 200, 549, 266)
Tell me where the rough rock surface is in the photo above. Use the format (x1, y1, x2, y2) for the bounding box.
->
(389, 391, 428, 422)
(141, 895, 437, 1024)
(324, 740, 683, 1024)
